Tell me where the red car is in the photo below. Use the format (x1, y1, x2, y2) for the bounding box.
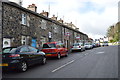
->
(42, 42, 68, 59)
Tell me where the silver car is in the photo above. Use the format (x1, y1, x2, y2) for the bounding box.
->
(72, 43, 85, 51)
(84, 43, 93, 49)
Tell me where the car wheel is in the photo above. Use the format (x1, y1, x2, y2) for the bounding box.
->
(19, 61, 28, 72)
(84, 48, 86, 51)
(57, 53, 61, 59)
(65, 52, 68, 57)
(41, 57, 46, 65)
(80, 49, 83, 52)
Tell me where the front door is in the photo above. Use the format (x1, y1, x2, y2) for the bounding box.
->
(31, 38, 36, 48)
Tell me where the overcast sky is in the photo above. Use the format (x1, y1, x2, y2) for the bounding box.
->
(22, 0, 119, 40)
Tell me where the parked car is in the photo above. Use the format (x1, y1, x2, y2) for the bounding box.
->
(84, 43, 93, 49)
(103, 41, 109, 46)
(93, 43, 97, 48)
(42, 42, 68, 59)
(71, 43, 85, 52)
(2, 45, 46, 72)
(95, 43, 100, 47)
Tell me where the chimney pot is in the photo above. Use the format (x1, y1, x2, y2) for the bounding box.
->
(40, 10, 49, 17)
(32, 4, 35, 6)
(51, 15, 57, 20)
(58, 18, 63, 23)
(27, 4, 37, 12)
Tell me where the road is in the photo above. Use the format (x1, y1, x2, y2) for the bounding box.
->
(2, 45, 118, 78)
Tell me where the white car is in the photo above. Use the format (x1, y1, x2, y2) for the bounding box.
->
(84, 43, 93, 49)
(72, 43, 85, 51)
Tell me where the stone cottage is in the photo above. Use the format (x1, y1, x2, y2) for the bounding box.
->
(1, 2, 89, 50)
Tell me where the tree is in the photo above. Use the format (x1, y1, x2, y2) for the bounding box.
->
(107, 23, 119, 43)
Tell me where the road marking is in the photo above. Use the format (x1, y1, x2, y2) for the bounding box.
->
(52, 60, 75, 73)
(96, 52, 105, 54)
(84, 53, 89, 55)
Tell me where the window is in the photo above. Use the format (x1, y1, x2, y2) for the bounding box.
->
(43, 44, 50, 48)
(20, 47, 29, 52)
(62, 28, 65, 35)
(9, 48, 17, 54)
(41, 19, 47, 29)
(3, 48, 11, 53)
(56, 43, 64, 48)
(74, 32, 77, 37)
(22, 14, 27, 25)
(3, 48, 16, 53)
(49, 43, 56, 48)
(53, 25, 58, 33)
(43, 43, 56, 48)
(29, 47, 37, 52)
(21, 36, 27, 45)
(73, 43, 79, 46)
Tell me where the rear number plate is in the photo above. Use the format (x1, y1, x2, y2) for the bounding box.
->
(0, 63, 8, 66)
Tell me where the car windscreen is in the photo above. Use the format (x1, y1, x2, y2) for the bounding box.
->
(73, 43, 81, 46)
(104, 41, 108, 43)
(85, 43, 89, 45)
(43, 43, 56, 48)
(2, 48, 17, 54)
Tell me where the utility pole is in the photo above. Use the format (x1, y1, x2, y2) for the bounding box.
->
(57, 12, 58, 18)
(63, 16, 64, 21)
(48, 2, 50, 17)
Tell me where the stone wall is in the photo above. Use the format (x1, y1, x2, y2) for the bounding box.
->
(0, 1, 2, 51)
(0, 1, 2, 80)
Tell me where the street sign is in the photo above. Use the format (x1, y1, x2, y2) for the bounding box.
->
(76, 36, 80, 39)
(65, 32, 70, 36)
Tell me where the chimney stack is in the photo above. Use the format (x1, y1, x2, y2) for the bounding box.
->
(51, 15, 57, 21)
(58, 18, 63, 23)
(40, 10, 49, 17)
(27, 4, 37, 12)
(76, 28, 79, 31)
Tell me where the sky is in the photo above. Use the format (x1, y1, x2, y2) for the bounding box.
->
(22, 0, 119, 40)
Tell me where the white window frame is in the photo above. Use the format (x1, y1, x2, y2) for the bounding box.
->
(21, 36, 27, 45)
(41, 19, 47, 29)
(22, 14, 27, 25)
(54, 24, 58, 33)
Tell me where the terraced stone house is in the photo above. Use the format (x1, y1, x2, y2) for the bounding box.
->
(1, 1, 89, 50)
